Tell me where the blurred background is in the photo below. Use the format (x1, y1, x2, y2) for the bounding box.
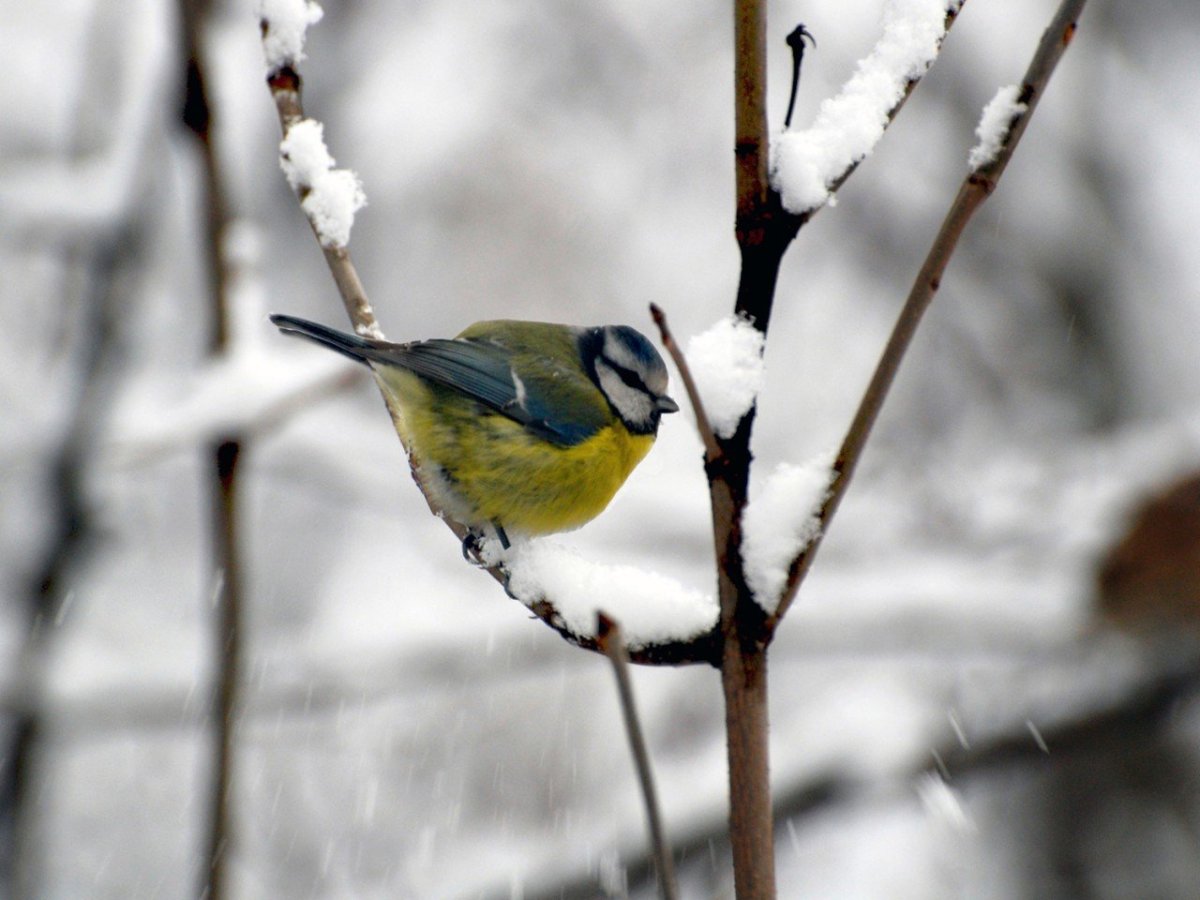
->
(4, 0, 1200, 897)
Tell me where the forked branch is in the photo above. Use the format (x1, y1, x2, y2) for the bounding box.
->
(769, 0, 1090, 630)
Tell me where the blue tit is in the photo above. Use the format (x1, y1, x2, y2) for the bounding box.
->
(270, 314, 679, 547)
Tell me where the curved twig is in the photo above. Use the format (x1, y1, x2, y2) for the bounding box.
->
(597, 614, 680, 899)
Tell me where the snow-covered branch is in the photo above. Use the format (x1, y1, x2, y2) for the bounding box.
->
(773, 0, 963, 214)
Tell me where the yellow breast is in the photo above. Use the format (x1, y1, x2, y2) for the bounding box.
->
(375, 368, 655, 535)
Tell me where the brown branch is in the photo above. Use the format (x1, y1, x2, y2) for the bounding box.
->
(264, 65, 380, 339)
(183, 4, 245, 896)
(4, 229, 127, 897)
(205, 440, 242, 900)
(722, 1, 779, 895)
(597, 614, 679, 900)
(735, 2, 966, 334)
(719, 4, 972, 894)
(769, 0, 1090, 631)
(733, 0, 768, 225)
(649, 304, 721, 462)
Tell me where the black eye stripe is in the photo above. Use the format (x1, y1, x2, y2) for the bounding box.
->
(605, 359, 646, 391)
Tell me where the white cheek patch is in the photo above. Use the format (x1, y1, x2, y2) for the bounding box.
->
(603, 330, 641, 372)
(596, 359, 654, 427)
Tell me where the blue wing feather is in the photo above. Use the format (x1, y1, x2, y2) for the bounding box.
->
(270, 315, 608, 446)
(375, 339, 604, 446)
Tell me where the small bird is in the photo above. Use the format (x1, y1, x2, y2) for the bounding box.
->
(271, 314, 678, 548)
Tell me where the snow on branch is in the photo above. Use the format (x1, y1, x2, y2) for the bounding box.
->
(499, 541, 718, 652)
(741, 452, 835, 613)
(279, 118, 367, 249)
(685, 315, 766, 440)
(258, 0, 323, 70)
(968, 84, 1028, 171)
(772, 0, 960, 214)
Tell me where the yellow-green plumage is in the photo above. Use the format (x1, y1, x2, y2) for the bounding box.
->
(270, 315, 677, 541)
(382, 365, 654, 534)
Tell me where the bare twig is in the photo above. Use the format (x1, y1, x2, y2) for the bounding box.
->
(733, 0, 769, 223)
(4, 231, 126, 897)
(205, 441, 243, 900)
(596, 614, 679, 900)
(770, 0, 1089, 630)
(263, 66, 381, 339)
(782, 24, 816, 130)
(181, 3, 244, 895)
(649, 304, 721, 462)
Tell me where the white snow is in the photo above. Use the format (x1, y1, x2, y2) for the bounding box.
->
(685, 315, 765, 439)
(741, 452, 836, 612)
(968, 84, 1027, 171)
(772, 0, 956, 213)
(279, 118, 367, 248)
(258, 0, 324, 69)
(497, 540, 718, 650)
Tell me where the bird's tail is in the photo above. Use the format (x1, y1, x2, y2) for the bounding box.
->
(270, 314, 375, 365)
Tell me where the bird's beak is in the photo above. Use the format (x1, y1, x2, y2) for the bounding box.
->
(657, 395, 680, 414)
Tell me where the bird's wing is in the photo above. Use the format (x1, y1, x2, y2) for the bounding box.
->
(377, 338, 608, 447)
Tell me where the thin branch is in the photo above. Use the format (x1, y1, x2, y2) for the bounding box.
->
(205, 441, 243, 900)
(4, 232, 126, 897)
(782, 24, 816, 131)
(264, 65, 380, 338)
(815, 3, 966, 214)
(597, 614, 679, 900)
(183, 4, 245, 896)
(649, 304, 721, 462)
(769, 0, 1089, 630)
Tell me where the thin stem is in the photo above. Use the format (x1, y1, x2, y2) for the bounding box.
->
(264, 65, 381, 340)
(596, 615, 679, 900)
(649, 304, 721, 462)
(183, 6, 247, 896)
(783, 24, 816, 130)
(5, 233, 124, 897)
(770, 0, 1089, 629)
(205, 441, 243, 900)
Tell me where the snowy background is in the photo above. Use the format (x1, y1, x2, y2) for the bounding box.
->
(4, 0, 1200, 897)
